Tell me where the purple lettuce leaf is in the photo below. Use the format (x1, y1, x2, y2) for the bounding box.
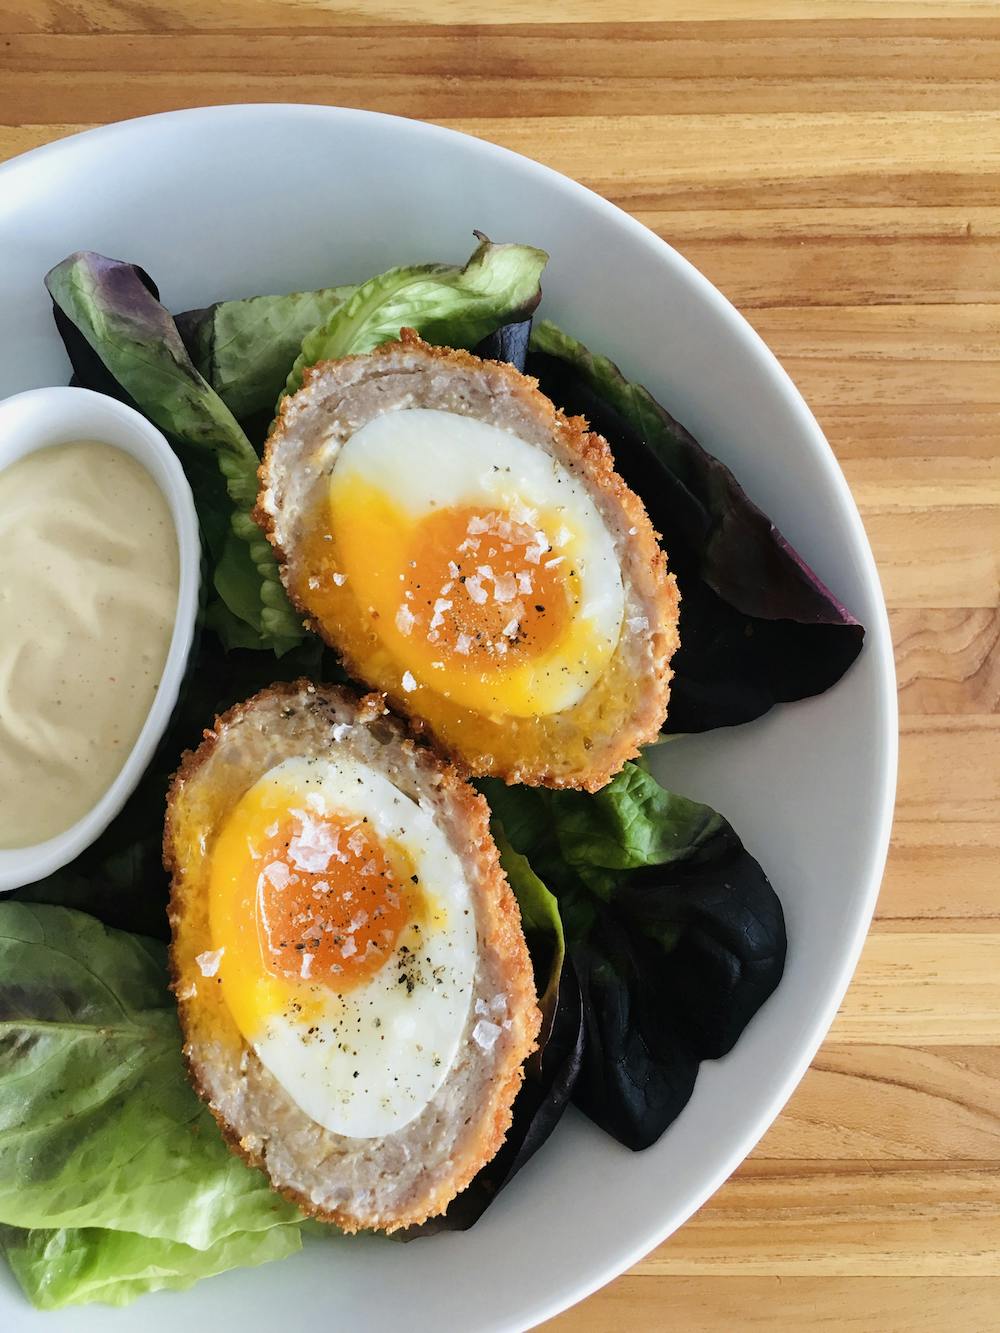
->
(527, 321, 864, 732)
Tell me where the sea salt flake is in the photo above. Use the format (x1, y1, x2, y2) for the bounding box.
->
(300, 952, 314, 980)
(341, 937, 357, 959)
(502, 616, 520, 639)
(448, 560, 460, 579)
(402, 670, 418, 692)
(332, 572, 347, 586)
(516, 571, 533, 594)
(472, 1019, 502, 1052)
(544, 555, 564, 569)
(429, 598, 452, 630)
(395, 605, 415, 636)
(492, 572, 517, 603)
(466, 515, 489, 535)
(347, 830, 366, 857)
(627, 615, 650, 632)
(308, 576, 320, 590)
(524, 544, 544, 564)
(455, 633, 472, 656)
(287, 811, 345, 872)
(196, 948, 224, 978)
(261, 861, 291, 891)
(464, 575, 487, 606)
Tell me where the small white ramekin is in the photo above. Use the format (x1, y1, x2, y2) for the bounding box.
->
(0, 386, 201, 891)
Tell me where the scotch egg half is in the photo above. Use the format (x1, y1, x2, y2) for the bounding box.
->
(256, 332, 680, 791)
(165, 682, 539, 1232)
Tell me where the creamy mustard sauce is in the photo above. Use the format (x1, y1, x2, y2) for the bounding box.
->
(0, 441, 179, 849)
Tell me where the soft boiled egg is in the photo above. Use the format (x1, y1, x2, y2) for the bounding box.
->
(256, 331, 680, 791)
(166, 682, 539, 1232)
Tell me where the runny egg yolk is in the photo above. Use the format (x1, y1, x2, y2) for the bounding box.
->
(313, 474, 614, 718)
(253, 813, 408, 989)
(209, 780, 431, 1044)
(401, 504, 571, 669)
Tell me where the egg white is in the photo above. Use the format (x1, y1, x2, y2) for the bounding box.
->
(329, 407, 625, 714)
(216, 754, 477, 1139)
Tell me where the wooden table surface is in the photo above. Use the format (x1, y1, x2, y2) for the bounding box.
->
(3, 2, 999, 1329)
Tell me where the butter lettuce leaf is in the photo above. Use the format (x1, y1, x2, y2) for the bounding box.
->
(45, 252, 303, 654)
(283, 235, 547, 401)
(0, 904, 302, 1251)
(0, 1223, 302, 1311)
(527, 321, 864, 732)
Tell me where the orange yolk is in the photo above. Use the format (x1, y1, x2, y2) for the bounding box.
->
(209, 787, 430, 1042)
(253, 813, 409, 990)
(401, 505, 570, 669)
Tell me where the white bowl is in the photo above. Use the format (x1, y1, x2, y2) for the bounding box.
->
(0, 387, 200, 892)
(0, 106, 896, 1332)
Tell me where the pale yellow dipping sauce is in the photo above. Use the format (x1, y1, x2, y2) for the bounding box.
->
(0, 441, 179, 849)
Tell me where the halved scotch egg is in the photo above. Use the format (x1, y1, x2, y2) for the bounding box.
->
(256, 331, 680, 792)
(165, 682, 539, 1233)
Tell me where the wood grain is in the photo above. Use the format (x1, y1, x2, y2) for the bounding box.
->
(3, 4, 999, 1329)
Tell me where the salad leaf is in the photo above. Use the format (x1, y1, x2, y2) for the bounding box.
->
(473, 317, 534, 373)
(0, 1223, 302, 1311)
(0, 904, 302, 1249)
(45, 252, 303, 654)
(282, 235, 547, 401)
(527, 321, 864, 732)
(495, 830, 566, 1056)
(485, 764, 786, 1150)
(177, 284, 356, 422)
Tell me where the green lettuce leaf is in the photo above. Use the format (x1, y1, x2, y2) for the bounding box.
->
(0, 1223, 302, 1311)
(496, 763, 726, 900)
(0, 903, 301, 1248)
(45, 252, 303, 654)
(178, 285, 356, 421)
(494, 829, 564, 1050)
(282, 235, 547, 401)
